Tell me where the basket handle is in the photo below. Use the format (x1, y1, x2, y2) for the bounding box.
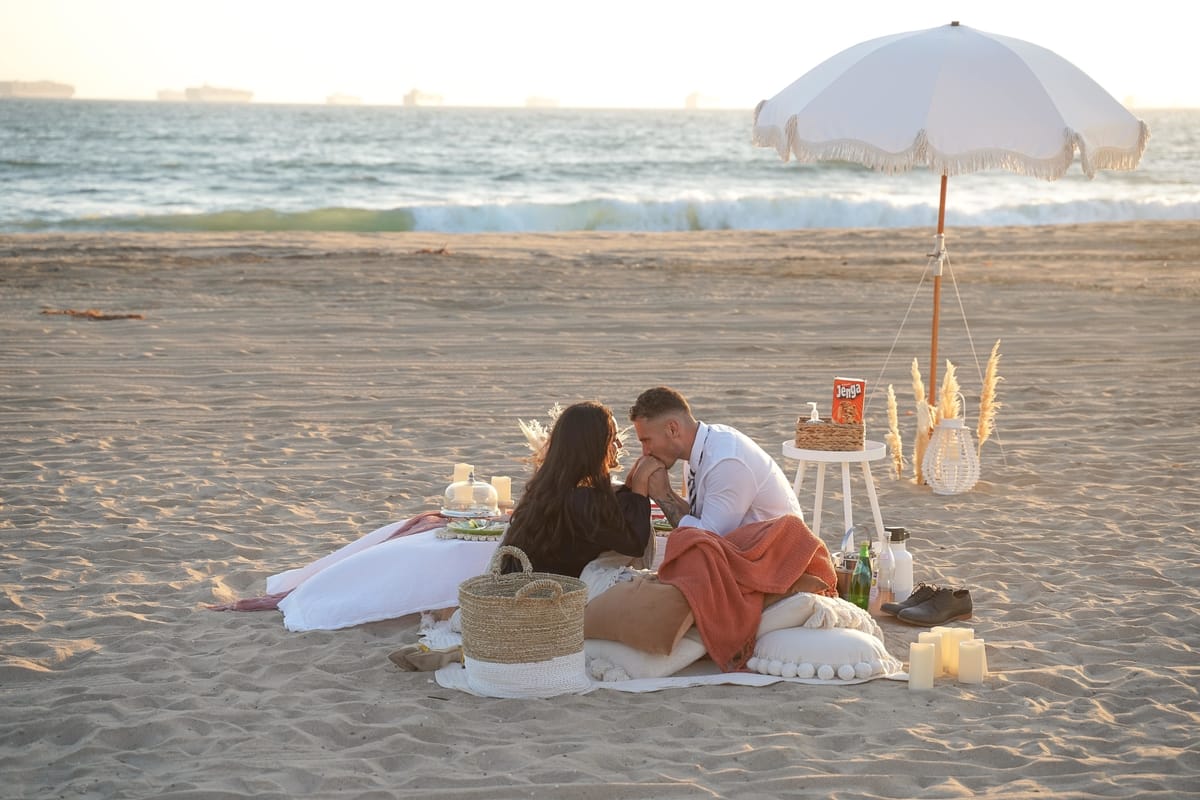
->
(515, 578, 564, 600)
(487, 544, 532, 576)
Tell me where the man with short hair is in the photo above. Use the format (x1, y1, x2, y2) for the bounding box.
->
(627, 386, 802, 536)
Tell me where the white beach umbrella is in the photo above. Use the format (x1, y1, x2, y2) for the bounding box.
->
(753, 21, 1150, 401)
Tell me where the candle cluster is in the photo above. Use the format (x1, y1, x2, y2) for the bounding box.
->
(449, 463, 512, 507)
(907, 626, 988, 690)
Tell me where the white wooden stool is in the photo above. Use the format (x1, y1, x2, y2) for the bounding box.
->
(781, 439, 888, 549)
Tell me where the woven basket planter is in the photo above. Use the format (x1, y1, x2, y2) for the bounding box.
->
(794, 419, 865, 451)
(456, 546, 591, 697)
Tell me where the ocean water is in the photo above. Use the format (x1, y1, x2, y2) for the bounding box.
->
(1, 100, 1197, 233)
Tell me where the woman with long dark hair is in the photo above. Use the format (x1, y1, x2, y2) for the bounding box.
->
(501, 401, 655, 577)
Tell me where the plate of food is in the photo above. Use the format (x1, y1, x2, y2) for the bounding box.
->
(446, 518, 507, 536)
(442, 507, 500, 519)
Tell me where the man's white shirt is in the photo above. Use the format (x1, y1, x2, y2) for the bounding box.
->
(678, 422, 803, 535)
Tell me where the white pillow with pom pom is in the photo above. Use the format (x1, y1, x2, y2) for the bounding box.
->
(585, 628, 707, 681)
(758, 593, 884, 638)
(747, 626, 902, 683)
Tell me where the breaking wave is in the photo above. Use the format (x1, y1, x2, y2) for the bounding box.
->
(12, 195, 1199, 234)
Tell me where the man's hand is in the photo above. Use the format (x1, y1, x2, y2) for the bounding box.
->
(646, 466, 690, 528)
(624, 455, 666, 496)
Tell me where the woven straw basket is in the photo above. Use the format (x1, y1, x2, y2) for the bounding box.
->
(458, 545, 588, 666)
(794, 419, 865, 451)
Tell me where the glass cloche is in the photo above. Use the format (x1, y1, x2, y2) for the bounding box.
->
(442, 471, 500, 518)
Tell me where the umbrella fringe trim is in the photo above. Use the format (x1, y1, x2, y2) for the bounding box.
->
(930, 144, 1073, 180)
(750, 100, 795, 162)
(1078, 120, 1151, 178)
(753, 114, 1151, 180)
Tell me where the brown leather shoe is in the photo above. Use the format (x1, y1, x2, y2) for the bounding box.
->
(880, 582, 938, 616)
(897, 587, 973, 626)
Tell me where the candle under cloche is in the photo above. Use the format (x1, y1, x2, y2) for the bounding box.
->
(442, 470, 500, 518)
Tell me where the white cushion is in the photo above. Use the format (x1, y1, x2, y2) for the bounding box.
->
(585, 628, 707, 681)
(587, 593, 887, 681)
(747, 627, 902, 682)
(758, 592, 883, 637)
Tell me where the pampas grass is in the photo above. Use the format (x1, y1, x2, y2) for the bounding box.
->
(978, 339, 1003, 455)
(517, 403, 564, 468)
(885, 384, 906, 480)
(896, 347, 1003, 485)
(938, 359, 962, 421)
(517, 417, 549, 464)
(911, 359, 933, 484)
(518, 403, 630, 470)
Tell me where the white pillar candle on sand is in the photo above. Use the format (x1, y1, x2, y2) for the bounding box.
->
(908, 643, 935, 690)
(958, 639, 988, 684)
(940, 627, 975, 677)
(491, 475, 512, 505)
(918, 631, 945, 677)
(930, 626, 953, 673)
(452, 482, 473, 504)
(453, 463, 473, 483)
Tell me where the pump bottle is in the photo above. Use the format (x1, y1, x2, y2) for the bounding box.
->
(887, 527, 914, 602)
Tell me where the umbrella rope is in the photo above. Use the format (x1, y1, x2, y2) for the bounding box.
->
(866, 250, 935, 417)
(944, 253, 1008, 465)
(867, 241, 1007, 466)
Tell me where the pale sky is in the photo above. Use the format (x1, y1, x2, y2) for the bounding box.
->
(2, 0, 1197, 109)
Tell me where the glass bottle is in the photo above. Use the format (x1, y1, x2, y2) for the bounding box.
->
(840, 525, 857, 565)
(878, 530, 895, 595)
(848, 541, 872, 610)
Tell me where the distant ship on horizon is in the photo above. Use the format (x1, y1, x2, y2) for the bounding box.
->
(403, 89, 443, 107)
(184, 84, 253, 103)
(0, 80, 74, 99)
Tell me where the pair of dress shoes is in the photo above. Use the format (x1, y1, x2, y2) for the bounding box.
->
(881, 582, 973, 626)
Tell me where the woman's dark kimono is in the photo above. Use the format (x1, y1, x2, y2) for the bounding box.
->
(502, 486, 651, 578)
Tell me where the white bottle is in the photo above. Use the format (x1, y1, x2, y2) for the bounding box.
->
(887, 527, 914, 601)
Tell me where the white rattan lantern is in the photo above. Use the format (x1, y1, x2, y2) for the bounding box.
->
(922, 418, 980, 495)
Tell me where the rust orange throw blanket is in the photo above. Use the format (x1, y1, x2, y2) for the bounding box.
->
(657, 515, 838, 672)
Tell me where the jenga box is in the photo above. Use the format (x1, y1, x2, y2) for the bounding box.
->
(831, 377, 866, 424)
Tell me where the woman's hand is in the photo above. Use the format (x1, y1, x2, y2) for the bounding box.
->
(624, 455, 667, 495)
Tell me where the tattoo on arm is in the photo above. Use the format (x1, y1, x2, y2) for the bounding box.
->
(654, 491, 691, 528)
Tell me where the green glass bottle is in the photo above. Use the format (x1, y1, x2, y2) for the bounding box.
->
(848, 541, 872, 610)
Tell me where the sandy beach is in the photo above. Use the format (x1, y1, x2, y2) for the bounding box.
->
(2, 221, 1198, 798)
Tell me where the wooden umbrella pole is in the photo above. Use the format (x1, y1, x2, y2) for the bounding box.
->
(929, 174, 949, 407)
